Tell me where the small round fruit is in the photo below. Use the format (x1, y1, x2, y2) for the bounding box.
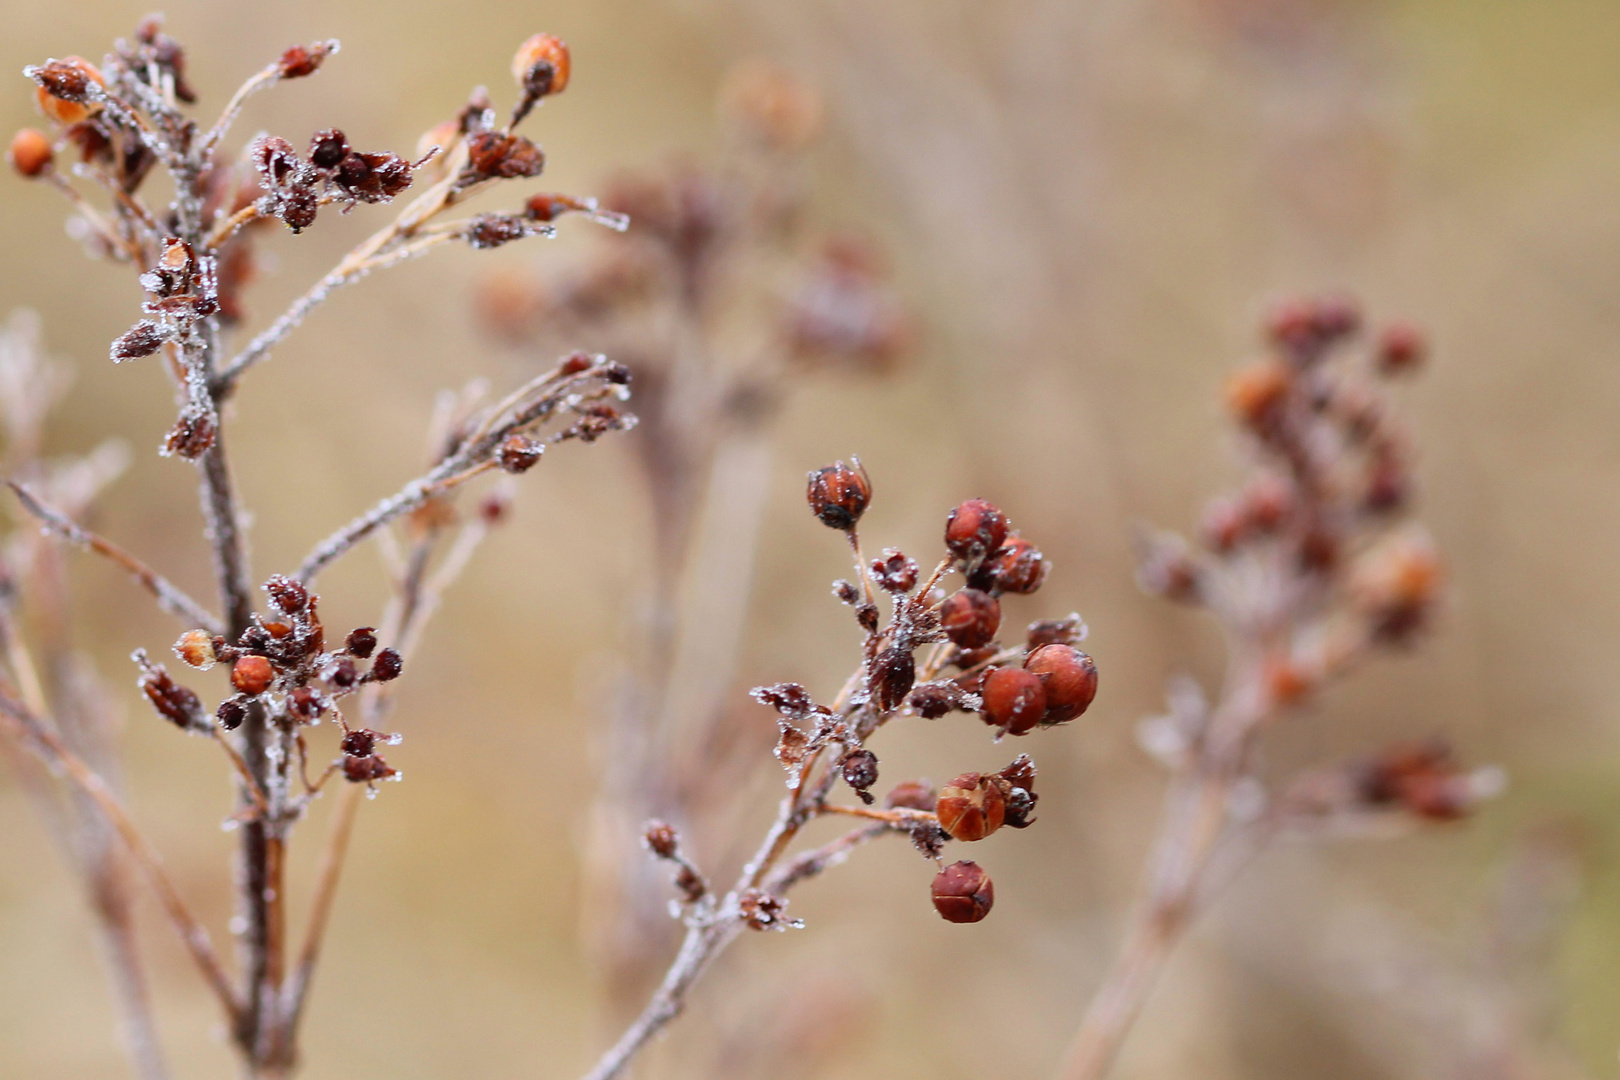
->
(1023, 644, 1098, 725)
(932, 860, 994, 923)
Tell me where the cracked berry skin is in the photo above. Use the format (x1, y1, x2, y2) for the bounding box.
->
(932, 860, 994, 923)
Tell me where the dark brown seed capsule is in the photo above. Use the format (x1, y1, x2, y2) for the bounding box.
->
(932, 860, 994, 924)
(216, 697, 247, 731)
(805, 459, 871, 531)
(498, 434, 545, 473)
(906, 681, 959, 719)
(944, 498, 1007, 564)
(345, 627, 378, 658)
(264, 574, 309, 615)
(980, 666, 1047, 736)
(935, 772, 1006, 841)
(939, 588, 1000, 649)
(340, 728, 378, 757)
(370, 648, 403, 682)
(869, 646, 915, 711)
(1023, 644, 1098, 725)
(871, 548, 918, 593)
(840, 749, 879, 803)
(231, 655, 274, 696)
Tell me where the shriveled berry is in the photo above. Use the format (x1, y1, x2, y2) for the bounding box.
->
(1023, 644, 1098, 725)
(871, 548, 918, 593)
(216, 698, 247, 731)
(643, 820, 679, 858)
(345, 627, 378, 658)
(939, 588, 1000, 649)
(935, 773, 1006, 841)
(907, 681, 960, 719)
(841, 749, 879, 803)
(231, 655, 274, 696)
(806, 459, 871, 531)
(932, 860, 994, 923)
(869, 646, 915, 711)
(264, 574, 309, 615)
(944, 498, 1007, 564)
(980, 666, 1047, 736)
(498, 434, 545, 473)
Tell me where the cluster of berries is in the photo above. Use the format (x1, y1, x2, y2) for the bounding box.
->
(793, 460, 1100, 922)
(142, 574, 405, 797)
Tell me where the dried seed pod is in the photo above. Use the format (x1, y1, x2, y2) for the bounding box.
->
(982, 534, 1048, 595)
(907, 681, 962, 719)
(278, 40, 338, 79)
(998, 754, 1039, 828)
(216, 697, 247, 731)
(231, 655, 274, 696)
(1023, 644, 1098, 725)
(464, 131, 546, 179)
(345, 627, 378, 658)
(111, 321, 169, 363)
(511, 33, 571, 96)
(370, 648, 404, 682)
(138, 661, 206, 730)
(8, 128, 52, 177)
(944, 498, 1007, 564)
(264, 574, 309, 615)
(497, 433, 545, 472)
(932, 860, 994, 923)
(871, 548, 918, 593)
(980, 666, 1047, 736)
(643, 820, 679, 858)
(806, 459, 871, 531)
(31, 57, 105, 124)
(172, 629, 216, 670)
(342, 754, 396, 783)
(939, 588, 1000, 649)
(833, 579, 859, 605)
(1025, 615, 1085, 651)
(307, 128, 350, 170)
(935, 772, 1006, 841)
(164, 408, 217, 459)
(868, 646, 915, 711)
(840, 749, 879, 803)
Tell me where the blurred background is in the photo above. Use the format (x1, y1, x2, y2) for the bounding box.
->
(1, 0, 1618, 1077)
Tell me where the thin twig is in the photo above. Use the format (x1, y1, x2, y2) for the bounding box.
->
(9, 481, 223, 634)
(0, 691, 243, 1024)
(281, 783, 362, 1033)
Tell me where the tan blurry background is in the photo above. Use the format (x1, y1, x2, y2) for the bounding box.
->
(2, 0, 1620, 1077)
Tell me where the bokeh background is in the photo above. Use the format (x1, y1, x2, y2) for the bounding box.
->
(1, 0, 1618, 1077)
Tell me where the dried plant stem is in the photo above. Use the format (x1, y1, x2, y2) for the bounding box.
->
(282, 783, 362, 1033)
(9, 481, 223, 633)
(0, 691, 243, 1023)
(1059, 659, 1263, 1080)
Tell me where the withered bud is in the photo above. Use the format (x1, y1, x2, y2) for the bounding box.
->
(31, 57, 105, 113)
(137, 656, 207, 730)
(345, 627, 378, 658)
(932, 860, 994, 923)
(9, 128, 52, 177)
(1023, 644, 1098, 725)
(497, 433, 545, 473)
(752, 681, 814, 717)
(111, 320, 169, 363)
(806, 459, 871, 531)
(289, 686, 325, 721)
(907, 681, 964, 719)
(1003, 784, 1039, 828)
(264, 574, 309, 615)
(980, 666, 1047, 736)
(464, 131, 546, 180)
(341, 728, 392, 757)
(327, 657, 359, 689)
(833, 579, 859, 605)
(216, 697, 247, 731)
(885, 780, 936, 811)
(868, 646, 916, 712)
(370, 648, 403, 682)
(163, 409, 217, 459)
(870, 548, 918, 593)
(855, 603, 879, 633)
(231, 655, 275, 696)
(511, 34, 571, 97)
(738, 888, 801, 931)
(342, 754, 396, 783)
(467, 214, 532, 250)
(840, 749, 879, 803)
(172, 629, 217, 670)
(279, 40, 339, 79)
(307, 128, 349, 170)
(945, 498, 1008, 564)
(936, 772, 1006, 841)
(643, 820, 679, 859)
(524, 192, 588, 221)
(940, 588, 1001, 649)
